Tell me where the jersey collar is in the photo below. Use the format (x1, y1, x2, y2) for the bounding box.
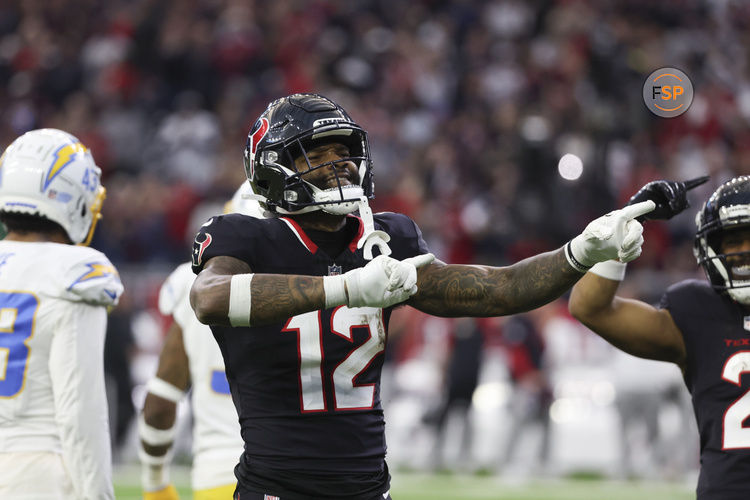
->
(347, 215, 365, 253)
(279, 215, 365, 255)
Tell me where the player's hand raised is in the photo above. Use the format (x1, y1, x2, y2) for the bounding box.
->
(346, 253, 435, 308)
(324, 253, 435, 309)
(566, 201, 655, 271)
(627, 176, 709, 222)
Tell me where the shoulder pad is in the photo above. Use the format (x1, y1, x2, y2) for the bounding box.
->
(191, 216, 219, 272)
(374, 211, 417, 235)
(191, 214, 264, 274)
(665, 278, 712, 297)
(373, 211, 430, 258)
(159, 262, 195, 316)
(62, 247, 123, 306)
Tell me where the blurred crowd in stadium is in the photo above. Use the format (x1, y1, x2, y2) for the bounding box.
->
(1, 0, 748, 480)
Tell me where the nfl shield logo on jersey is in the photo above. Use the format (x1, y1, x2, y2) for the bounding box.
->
(328, 264, 343, 276)
(744, 316, 750, 331)
(264, 495, 280, 500)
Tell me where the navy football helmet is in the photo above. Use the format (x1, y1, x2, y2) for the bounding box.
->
(244, 93, 374, 215)
(694, 176, 750, 304)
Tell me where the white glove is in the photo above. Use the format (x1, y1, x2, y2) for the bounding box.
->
(324, 253, 435, 308)
(566, 200, 655, 272)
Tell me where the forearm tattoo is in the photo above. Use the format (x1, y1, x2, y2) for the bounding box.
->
(193, 256, 324, 326)
(250, 275, 324, 325)
(410, 248, 582, 317)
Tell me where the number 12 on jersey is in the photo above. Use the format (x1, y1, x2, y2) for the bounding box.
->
(283, 306, 385, 412)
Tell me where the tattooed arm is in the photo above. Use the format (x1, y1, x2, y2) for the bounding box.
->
(407, 247, 583, 317)
(190, 255, 324, 326)
(190, 253, 425, 326)
(191, 246, 583, 324)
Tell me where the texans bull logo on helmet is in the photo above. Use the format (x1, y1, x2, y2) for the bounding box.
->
(245, 117, 269, 181)
(242, 93, 374, 215)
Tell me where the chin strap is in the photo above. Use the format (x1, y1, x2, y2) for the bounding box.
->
(356, 197, 392, 260)
(255, 191, 392, 260)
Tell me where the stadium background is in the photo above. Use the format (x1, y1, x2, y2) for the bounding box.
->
(2, 0, 748, 497)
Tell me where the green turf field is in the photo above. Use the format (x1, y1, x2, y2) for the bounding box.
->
(114, 465, 695, 500)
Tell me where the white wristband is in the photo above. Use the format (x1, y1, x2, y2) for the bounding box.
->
(146, 377, 184, 403)
(229, 273, 254, 326)
(589, 260, 627, 281)
(323, 275, 347, 308)
(138, 413, 177, 446)
(138, 444, 172, 491)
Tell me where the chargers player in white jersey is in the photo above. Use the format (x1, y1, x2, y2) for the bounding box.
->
(139, 183, 263, 500)
(0, 128, 123, 499)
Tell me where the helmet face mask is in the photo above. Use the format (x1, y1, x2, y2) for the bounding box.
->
(0, 128, 105, 245)
(244, 94, 374, 215)
(694, 176, 750, 304)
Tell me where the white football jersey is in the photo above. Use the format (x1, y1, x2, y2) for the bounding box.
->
(0, 240, 122, 499)
(158, 262, 242, 490)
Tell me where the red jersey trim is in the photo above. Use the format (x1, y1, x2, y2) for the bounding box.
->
(279, 217, 318, 254)
(347, 215, 365, 253)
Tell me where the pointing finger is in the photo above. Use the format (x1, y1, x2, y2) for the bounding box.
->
(620, 200, 656, 220)
(684, 175, 710, 190)
(403, 253, 435, 269)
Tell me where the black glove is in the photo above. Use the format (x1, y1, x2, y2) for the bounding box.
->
(626, 175, 709, 222)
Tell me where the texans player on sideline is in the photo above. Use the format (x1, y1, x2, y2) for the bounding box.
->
(0, 129, 122, 499)
(139, 183, 264, 500)
(569, 176, 750, 500)
(189, 93, 655, 500)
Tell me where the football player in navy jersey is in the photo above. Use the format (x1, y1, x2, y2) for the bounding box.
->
(189, 93, 655, 500)
(569, 176, 750, 500)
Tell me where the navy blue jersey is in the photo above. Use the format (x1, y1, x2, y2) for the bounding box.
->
(192, 212, 429, 499)
(661, 279, 750, 500)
